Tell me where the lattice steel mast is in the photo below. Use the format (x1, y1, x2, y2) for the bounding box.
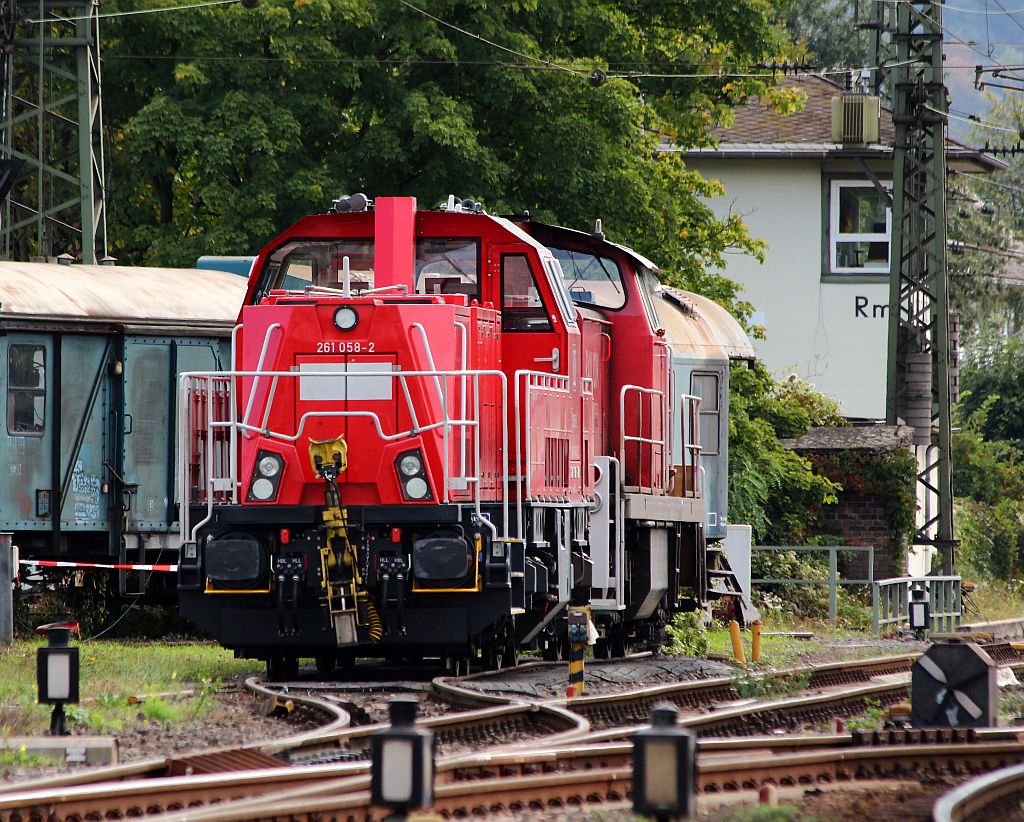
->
(0, 0, 106, 263)
(874, 0, 955, 573)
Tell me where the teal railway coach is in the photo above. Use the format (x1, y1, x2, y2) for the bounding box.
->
(0, 261, 244, 597)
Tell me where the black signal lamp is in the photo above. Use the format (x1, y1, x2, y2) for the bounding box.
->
(910, 584, 930, 638)
(36, 621, 80, 736)
(370, 697, 435, 813)
(632, 704, 696, 820)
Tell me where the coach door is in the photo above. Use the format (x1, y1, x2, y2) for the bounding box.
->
(56, 335, 114, 540)
(122, 337, 224, 532)
(1, 334, 54, 534)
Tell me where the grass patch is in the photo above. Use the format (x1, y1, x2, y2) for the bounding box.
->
(960, 577, 1024, 623)
(0, 746, 61, 773)
(0, 641, 260, 736)
(731, 670, 811, 700)
(705, 804, 809, 821)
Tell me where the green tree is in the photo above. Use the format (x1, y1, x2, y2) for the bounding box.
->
(100, 0, 793, 315)
(728, 362, 843, 544)
(957, 332, 1024, 447)
(780, 0, 866, 67)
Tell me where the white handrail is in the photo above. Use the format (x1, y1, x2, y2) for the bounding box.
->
(180, 367, 509, 543)
(240, 323, 282, 440)
(618, 383, 670, 494)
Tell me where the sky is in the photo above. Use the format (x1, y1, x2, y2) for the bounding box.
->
(940, 0, 1024, 141)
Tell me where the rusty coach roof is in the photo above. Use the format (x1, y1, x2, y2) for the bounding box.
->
(0, 262, 245, 330)
(658, 286, 755, 361)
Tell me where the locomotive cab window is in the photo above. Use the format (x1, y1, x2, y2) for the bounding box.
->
(690, 372, 720, 456)
(7, 344, 45, 436)
(261, 239, 375, 293)
(415, 238, 479, 299)
(501, 254, 552, 332)
(550, 247, 626, 310)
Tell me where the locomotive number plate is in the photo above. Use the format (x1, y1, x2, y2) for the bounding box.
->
(316, 341, 376, 353)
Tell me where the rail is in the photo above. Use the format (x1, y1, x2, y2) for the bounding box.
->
(179, 367, 510, 545)
(933, 760, 1024, 822)
(872, 575, 961, 635)
(751, 545, 874, 625)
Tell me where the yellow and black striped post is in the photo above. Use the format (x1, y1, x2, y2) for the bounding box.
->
(566, 606, 590, 698)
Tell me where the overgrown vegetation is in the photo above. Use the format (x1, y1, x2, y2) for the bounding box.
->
(731, 670, 810, 700)
(15, 573, 195, 640)
(663, 611, 710, 657)
(728, 363, 844, 545)
(954, 379, 1024, 580)
(0, 642, 258, 736)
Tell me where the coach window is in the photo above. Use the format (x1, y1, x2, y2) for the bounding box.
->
(7, 344, 45, 436)
(415, 238, 479, 299)
(502, 254, 552, 332)
(690, 372, 720, 456)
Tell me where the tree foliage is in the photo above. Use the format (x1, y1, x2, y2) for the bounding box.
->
(100, 0, 792, 314)
(728, 362, 843, 544)
(953, 395, 1024, 579)
(779, 0, 866, 68)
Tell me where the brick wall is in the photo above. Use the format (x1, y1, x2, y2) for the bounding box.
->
(819, 491, 906, 581)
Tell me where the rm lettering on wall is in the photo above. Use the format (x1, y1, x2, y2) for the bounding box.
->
(854, 296, 888, 318)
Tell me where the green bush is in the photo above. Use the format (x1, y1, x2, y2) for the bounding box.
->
(663, 611, 710, 657)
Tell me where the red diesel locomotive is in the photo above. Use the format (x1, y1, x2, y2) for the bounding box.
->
(177, 195, 752, 677)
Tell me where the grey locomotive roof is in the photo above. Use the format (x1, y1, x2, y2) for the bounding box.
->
(0, 262, 245, 331)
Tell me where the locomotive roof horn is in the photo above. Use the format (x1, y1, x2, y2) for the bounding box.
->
(331, 193, 372, 213)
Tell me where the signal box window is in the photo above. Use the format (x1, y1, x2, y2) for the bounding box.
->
(690, 372, 720, 456)
(830, 180, 891, 274)
(415, 239, 479, 299)
(263, 240, 375, 292)
(502, 254, 552, 332)
(549, 247, 626, 310)
(7, 344, 45, 436)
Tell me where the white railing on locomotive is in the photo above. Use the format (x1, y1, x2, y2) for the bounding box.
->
(178, 367, 511, 545)
(677, 393, 703, 499)
(512, 369, 573, 541)
(233, 314, 488, 503)
(238, 322, 283, 441)
(618, 384, 671, 495)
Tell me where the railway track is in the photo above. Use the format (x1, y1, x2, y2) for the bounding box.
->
(3, 647, 1021, 821)
(932, 759, 1024, 821)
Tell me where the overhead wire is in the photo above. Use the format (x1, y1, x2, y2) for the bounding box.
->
(931, 105, 1021, 132)
(396, 0, 588, 80)
(25, 0, 239, 25)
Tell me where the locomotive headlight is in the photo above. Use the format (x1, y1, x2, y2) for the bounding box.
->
(251, 478, 275, 501)
(248, 450, 284, 502)
(334, 306, 359, 331)
(404, 477, 430, 500)
(395, 449, 431, 501)
(258, 455, 282, 478)
(399, 453, 422, 477)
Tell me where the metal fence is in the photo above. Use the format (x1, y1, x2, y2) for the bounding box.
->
(872, 575, 961, 635)
(751, 545, 874, 624)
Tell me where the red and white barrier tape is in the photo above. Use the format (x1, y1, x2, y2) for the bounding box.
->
(19, 559, 178, 573)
